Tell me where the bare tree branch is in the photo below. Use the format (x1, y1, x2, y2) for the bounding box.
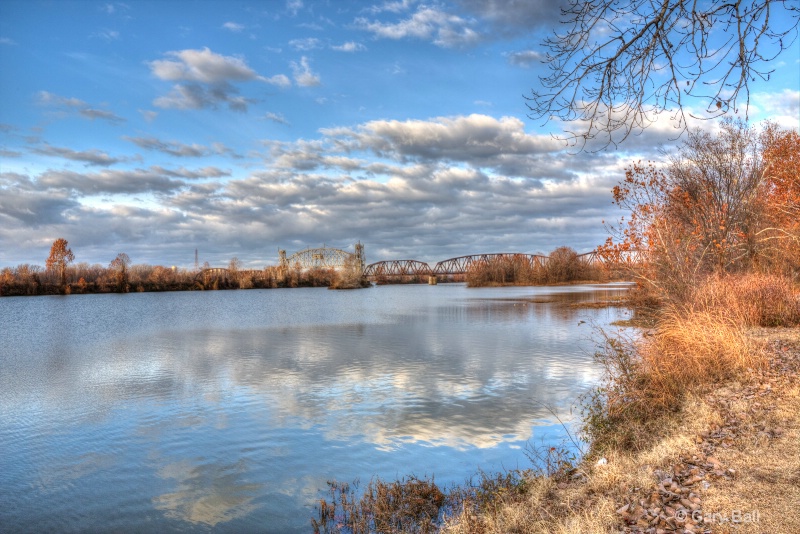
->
(528, 0, 799, 149)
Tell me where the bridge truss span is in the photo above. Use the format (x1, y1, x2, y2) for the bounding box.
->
(433, 253, 548, 275)
(280, 243, 365, 271)
(363, 260, 433, 278)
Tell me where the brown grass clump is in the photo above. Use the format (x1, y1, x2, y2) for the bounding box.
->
(690, 273, 800, 327)
(582, 277, 776, 452)
(640, 310, 766, 411)
(312, 476, 445, 534)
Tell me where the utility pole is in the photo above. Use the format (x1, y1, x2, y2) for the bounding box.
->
(194, 248, 199, 271)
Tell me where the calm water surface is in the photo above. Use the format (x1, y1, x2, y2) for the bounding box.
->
(1, 283, 630, 533)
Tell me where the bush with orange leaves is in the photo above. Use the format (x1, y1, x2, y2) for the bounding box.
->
(598, 118, 800, 303)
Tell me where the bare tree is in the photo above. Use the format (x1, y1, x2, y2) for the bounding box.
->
(46, 238, 75, 289)
(109, 252, 131, 292)
(528, 0, 799, 148)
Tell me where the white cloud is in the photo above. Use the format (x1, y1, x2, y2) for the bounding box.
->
(125, 136, 211, 157)
(289, 37, 322, 51)
(263, 74, 292, 88)
(80, 108, 124, 123)
(31, 144, 125, 167)
(286, 0, 303, 16)
(35, 91, 125, 123)
(37, 168, 188, 195)
(1, 110, 693, 267)
(222, 22, 245, 32)
(148, 48, 289, 111)
(366, 0, 416, 14)
(1, 37, 18, 45)
(323, 114, 560, 165)
(291, 56, 321, 87)
(94, 29, 120, 41)
(263, 112, 290, 125)
(506, 49, 543, 67)
(751, 89, 800, 129)
(332, 41, 366, 52)
(355, 6, 481, 48)
(149, 48, 260, 84)
(139, 109, 158, 122)
(37, 91, 87, 108)
(459, 0, 562, 28)
(102, 2, 129, 15)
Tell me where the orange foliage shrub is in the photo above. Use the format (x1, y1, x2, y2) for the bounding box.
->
(599, 119, 800, 302)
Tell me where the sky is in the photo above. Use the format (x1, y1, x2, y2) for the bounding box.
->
(1, 0, 798, 269)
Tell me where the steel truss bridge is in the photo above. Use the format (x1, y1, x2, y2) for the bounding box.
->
(363, 253, 549, 278)
(196, 246, 640, 281)
(363, 250, 640, 279)
(279, 243, 365, 271)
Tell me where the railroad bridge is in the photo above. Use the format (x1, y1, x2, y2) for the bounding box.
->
(196, 245, 638, 282)
(279, 243, 365, 271)
(363, 253, 550, 278)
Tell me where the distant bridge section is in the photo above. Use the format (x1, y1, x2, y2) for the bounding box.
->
(363, 260, 433, 278)
(433, 253, 548, 275)
(280, 243, 365, 271)
(364, 253, 550, 279)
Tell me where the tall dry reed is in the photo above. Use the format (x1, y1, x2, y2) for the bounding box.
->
(583, 273, 791, 451)
(639, 309, 765, 410)
(689, 273, 800, 327)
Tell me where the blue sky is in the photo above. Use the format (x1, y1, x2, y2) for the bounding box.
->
(1, 0, 798, 269)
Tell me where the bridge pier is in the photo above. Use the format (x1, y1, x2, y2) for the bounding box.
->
(428, 276, 437, 285)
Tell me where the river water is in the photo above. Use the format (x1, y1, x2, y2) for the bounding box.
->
(0, 283, 630, 533)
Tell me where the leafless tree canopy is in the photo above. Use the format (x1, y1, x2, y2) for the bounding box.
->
(528, 0, 799, 148)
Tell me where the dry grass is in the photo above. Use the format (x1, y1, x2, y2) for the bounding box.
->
(690, 272, 800, 327)
(313, 476, 445, 534)
(439, 394, 723, 534)
(640, 309, 767, 411)
(583, 273, 793, 452)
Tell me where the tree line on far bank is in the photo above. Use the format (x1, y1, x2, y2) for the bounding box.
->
(0, 241, 369, 297)
(1, 240, 611, 297)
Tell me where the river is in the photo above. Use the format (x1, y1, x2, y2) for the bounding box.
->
(0, 283, 630, 533)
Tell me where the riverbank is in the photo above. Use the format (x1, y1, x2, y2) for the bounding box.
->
(437, 327, 800, 534)
(443, 274, 800, 533)
(312, 326, 799, 534)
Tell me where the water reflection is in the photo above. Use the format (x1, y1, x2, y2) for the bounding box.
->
(0, 284, 630, 532)
(154, 459, 262, 527)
